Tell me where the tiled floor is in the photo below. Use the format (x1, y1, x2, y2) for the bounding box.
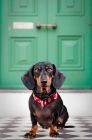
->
(0, 116, 92, 140)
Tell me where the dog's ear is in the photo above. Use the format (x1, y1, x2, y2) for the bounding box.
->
(21, 66, 35, 90)
(52, 64, 66, 89)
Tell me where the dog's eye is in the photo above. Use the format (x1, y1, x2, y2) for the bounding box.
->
(47, 68, 52, 72)
(35, 68, 40, 72)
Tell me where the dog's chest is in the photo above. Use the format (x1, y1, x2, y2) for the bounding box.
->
(33, 103, 55, 128)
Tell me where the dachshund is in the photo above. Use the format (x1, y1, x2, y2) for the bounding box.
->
(21, 62, 69, 138)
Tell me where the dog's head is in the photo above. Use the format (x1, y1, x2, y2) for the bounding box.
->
(21, 62, 65, 92)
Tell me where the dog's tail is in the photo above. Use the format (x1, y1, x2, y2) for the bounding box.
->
(64, 125, 75, 128)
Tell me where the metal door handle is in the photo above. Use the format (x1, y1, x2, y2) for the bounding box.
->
(36, 22, 57, 29)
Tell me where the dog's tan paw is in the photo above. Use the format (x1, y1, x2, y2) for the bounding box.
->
(50, 125, 59, 137)
(50, 131, 59, 137)
(24, 132, 36, 138)
(24, 125, 38, 138)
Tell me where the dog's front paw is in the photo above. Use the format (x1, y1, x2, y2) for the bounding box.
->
(24, 125, 38, 138)
(50, 125, 59, 137)
(24, 131, 36, 138)
(50, 131, 59, 137)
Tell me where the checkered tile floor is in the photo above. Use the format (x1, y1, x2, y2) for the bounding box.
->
(0, 116, 92, 140)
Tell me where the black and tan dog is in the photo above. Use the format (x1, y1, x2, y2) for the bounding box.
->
(21, 62, 69, 138)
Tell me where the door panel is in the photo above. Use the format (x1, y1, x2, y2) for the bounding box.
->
(48, 0, 92, 88)
(57, 0, 84, 16)
(9, 37, 36, 71)
(58, 35, 84, 70)
(9, 0, 37, 15)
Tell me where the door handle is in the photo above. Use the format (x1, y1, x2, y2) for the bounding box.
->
(36, 22, 57, 29)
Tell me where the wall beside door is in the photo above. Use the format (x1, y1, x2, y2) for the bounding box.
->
(0, 91, 92, 116)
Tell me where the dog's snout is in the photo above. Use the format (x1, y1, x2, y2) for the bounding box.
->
(41, 74, 47, 84)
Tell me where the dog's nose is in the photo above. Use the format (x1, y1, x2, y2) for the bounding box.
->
(41, 79, 47, 84)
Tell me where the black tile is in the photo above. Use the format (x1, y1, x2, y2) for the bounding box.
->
(85, 134, 92, 137)
(80, 126, 92, 129)
(58, 129, 75, 134)
(82, 129, 92, 133)
(59, 133, 79, 139)
(0, 128, 15, 133)
(0, 125, 18, 129)
(0, 133, 11, 138)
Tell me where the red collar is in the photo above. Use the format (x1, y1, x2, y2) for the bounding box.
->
(33, 92, 58, 107)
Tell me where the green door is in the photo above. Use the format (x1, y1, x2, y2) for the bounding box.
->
(0, 0, 92, 89)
